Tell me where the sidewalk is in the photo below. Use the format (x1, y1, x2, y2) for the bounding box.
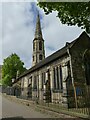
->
(2, 93, 89, 119)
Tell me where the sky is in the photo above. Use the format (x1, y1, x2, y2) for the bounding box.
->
(1, 2, 84, 69)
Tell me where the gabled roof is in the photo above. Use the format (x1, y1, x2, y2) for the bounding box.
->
(14, 31, 90, 83)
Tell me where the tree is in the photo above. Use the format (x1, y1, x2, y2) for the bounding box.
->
(2, 74, 11, 86)
(2, 53, 26, 86)
(38, 2, 90, 33)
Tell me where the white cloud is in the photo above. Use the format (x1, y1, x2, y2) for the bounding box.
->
(2, 2, 35, 68)
(0, 3, 2, 64)
(41, 12, 83, 57)
(1, 2, 84, 69)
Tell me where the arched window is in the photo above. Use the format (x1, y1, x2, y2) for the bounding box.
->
(83, 49, 90, 85)
(39, 41, 42, 50)
(39, 54, 42, 60)
(33, 42, 35, 51)
(33, 56, 34, 61)
(53, 68, 56, 89)
(34, 76, 37, 90)
(59, 65, 63, 89)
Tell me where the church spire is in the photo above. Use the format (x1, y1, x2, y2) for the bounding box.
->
(35, 13, 42, 39)
(32, 13, 45, 66)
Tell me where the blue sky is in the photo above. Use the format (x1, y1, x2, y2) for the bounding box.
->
(1, 2, 84, 69)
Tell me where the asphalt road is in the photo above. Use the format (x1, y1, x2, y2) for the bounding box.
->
(0, 95, 2, 119)
(1, 95, 53, 119)
(1, 95, 83, 120)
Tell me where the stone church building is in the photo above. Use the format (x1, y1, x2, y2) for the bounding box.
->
(13, 14, 90, 108)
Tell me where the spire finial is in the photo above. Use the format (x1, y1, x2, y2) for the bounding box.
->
(35, 11, 42, 39)
(37, 10, 39, 16)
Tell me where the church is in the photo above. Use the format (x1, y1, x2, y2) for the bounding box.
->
(13, 14, 90, 108)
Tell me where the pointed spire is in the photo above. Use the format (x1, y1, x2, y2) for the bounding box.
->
(32, 12, 45, 66)
(35, 12, 42, 39)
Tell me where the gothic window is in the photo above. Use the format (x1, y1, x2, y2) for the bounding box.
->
(33, 56, 34, 61)
(39, 41, 42, 50)
(42, 73, 43, 89)
(41, 72, 45, 89)
(21, 78, 24, 88)
(85, 63, 90, 85)
(33, 42, 35, 51)
(53, 68, 56, 89)
(56, 67, 59, 90)
(28, 76, 32, 85)
(44, 72, 46, 83)
(39, 54, 42, 60)
(83, 49, 90, 85)
(59, 65, 63, 89)
(37, 75, 39, 91)
(34, 76, 37, 89)
(53, 66, 63, 90)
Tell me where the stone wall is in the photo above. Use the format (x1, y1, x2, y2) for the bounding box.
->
(70, 35, 90, 108)
(20, 54, 71, 107)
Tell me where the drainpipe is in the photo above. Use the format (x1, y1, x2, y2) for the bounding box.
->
(67, 46, 78, 108)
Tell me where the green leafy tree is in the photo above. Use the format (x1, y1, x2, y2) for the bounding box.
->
(2, 53, 26, 86)
(38, 2, 90, 33)
(2, 74, 11, 86)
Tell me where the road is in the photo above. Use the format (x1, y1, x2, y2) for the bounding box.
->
(1, 95, 53, 119)
(0, 95, 2, 119)
(1, 95, 82, 120)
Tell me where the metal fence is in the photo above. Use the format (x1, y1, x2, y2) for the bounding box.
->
(1, 85, 90, 118)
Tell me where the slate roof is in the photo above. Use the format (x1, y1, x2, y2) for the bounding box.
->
(13, 31, 90, 83)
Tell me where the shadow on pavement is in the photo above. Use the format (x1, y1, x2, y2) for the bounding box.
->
(1, 117, 25, 120)
(1, 118, 90, 120)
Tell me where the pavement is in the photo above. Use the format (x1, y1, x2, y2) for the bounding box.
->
(1, 94, 88, 120)
(2, 94, 55, 119)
